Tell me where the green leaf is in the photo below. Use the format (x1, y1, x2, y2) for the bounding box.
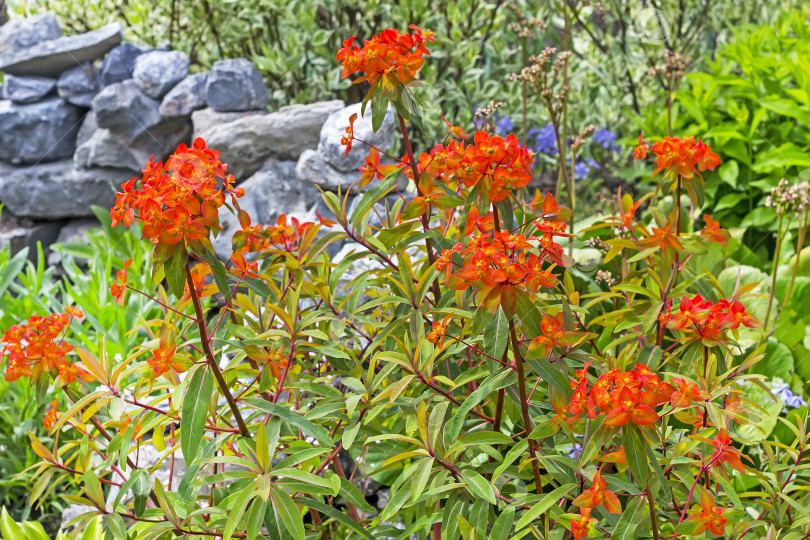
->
(270, 484, 305, 540)
(612, 496, 644, 540)
(244, 398, 333, 447)
(349, 168, 401, 226)
(623, 424, 649, 484)
(224, 487, 255, 540)
(490, 506, 515, 540)
(515, 483, 575, 530)
(372, 95, 388, 132)
(296, 497, 374, 540)
(165, 242, 189, 298)
(131, 468, 151, 517)
(484, 307, 510, 360)
(525, 356, 572, 399)
(461, 470, 496, 505)
(181, 365, 214, 465)
(189, 237, 231, 300)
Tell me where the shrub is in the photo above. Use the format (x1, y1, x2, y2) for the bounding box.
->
(2, 23, 810, 540)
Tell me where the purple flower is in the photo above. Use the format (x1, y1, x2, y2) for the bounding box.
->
(593, 128, 620, 152)
(568, 443, 583, 459)
(527, 124, 557, 156)
(773, 382, 807, 409)
(495, 115, 515, 136)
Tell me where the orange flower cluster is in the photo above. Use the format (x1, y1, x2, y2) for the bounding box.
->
(701, 214, 729, 244)
(573, 470, 622, 513)
(570, 508, 598, 539)
(337, 26, 434, 90)
(649, 136, 720, 181)
(110, 138, 244, 246)
(147, 337, 189, 378)
(44, 399, 59, 429)
(1, 312, 89, 383)
(566, 364, 703, 427)
(232, 214, 315, 255)
(528, 313, 581, 358)
(660, 295, 760, 341)
(416, 132, 534, 202)
(110, 259, 132, 306)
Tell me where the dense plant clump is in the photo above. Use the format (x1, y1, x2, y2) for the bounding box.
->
(2, 14, 810, 540)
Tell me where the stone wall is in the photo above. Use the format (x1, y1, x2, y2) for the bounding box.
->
(0, 13, 396, 261)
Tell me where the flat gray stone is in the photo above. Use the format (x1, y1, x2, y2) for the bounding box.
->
(0, 161, 129, 218)
(159, 72, 208, 116)
(206, 58, 268, 112)
(0, 22, 123, 78)
(296, 149, 362, 192)
(75, 110, 97, 148)
(0, 13, 62, 58)
(1, 74, 56, 103)
(92, 79, 162, 142)
(198, 99, 344, 180)
(190, 107, 261, 139)
(319, 102, 396, 172)
(57, 63, 100, 107)
(133, 50, 189, 99)
(0, 98, 82, 164)
(99, 42, 146, 86)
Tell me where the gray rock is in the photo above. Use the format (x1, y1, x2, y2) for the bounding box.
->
(92, 79, 162, 142)
(296, 149, 362, 192)
(0, 22, 123, 78)
(319, 102, 396, 172)
(74, 117, 191, 171)
(0, 161, 129, 219)
(57, 63, 100, 107)
(99, 42, 146, 86)
(159, 72, 208, 116)
(0, 213, 64, 260)
(206, 58, 268, 112)
(75, 111, 98, 148)
(0, 13, 62, 58)
(1, 74, 56, 103)
(211, 158, 324, 259)
(190, 107, 261, 139)
(0, 98, 82, 164)
(133, 50, 189, 99)
(198, 99, 344, 180)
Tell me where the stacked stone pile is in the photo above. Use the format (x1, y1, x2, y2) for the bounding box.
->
(0, 13, 398, 262)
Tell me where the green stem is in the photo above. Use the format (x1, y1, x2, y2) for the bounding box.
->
(764, 213, 784, 333)
(646, 482, 661, 540)
(782, 210, 808, 309)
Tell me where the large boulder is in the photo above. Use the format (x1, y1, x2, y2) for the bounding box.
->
(0, 22, 123, 78)
(0, 98, 82, 164)
(133, 50, 189, 99)
(190, 107, 261, 139)
(1, 74, 56, 103)
(0, 213, 65, 260)
(296, 149, 362, 192)
(205, 58, 268, 112)
(211, 158, 324, 259)
(74, 118, 191, 171)
(198, 99, 344, 180)
(0, 13, 62, 58)
(159, 72, 208, 117)
(99, 43, 146, 86)
(57, 63, 101, 107)
(92, 79, 162, 142)
(319, 102, 396, 172)
(0, 161, 129, 219)
(75, 110, 98, 148)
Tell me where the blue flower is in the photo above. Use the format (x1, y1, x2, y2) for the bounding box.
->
(527, 124, 557, 156)
(568, 442, 583, 459)
(772, 382, 807, 409)
(593, 128, 620, 153)
(495, 115, 515, 136)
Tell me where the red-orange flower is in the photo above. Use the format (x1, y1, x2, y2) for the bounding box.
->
(1, 313, 75, 383)
(147, 337, 187, 378)
(110, 259, 132, 306)
(44, 399, 59, 429)
(701, 214, 729, 244)
(358, 148, 401, 187)
(633, 134, 648, 160)
(685, 488, 728, 536)
(573, 471, 622, 513)
(636, 210, 682, 253)
(570, 507, 597, 539)
(711, 428, 747, 474)
(651, 136, 720, 181)
(603, 385, 659, 426)
(528, 313, 581, 358)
